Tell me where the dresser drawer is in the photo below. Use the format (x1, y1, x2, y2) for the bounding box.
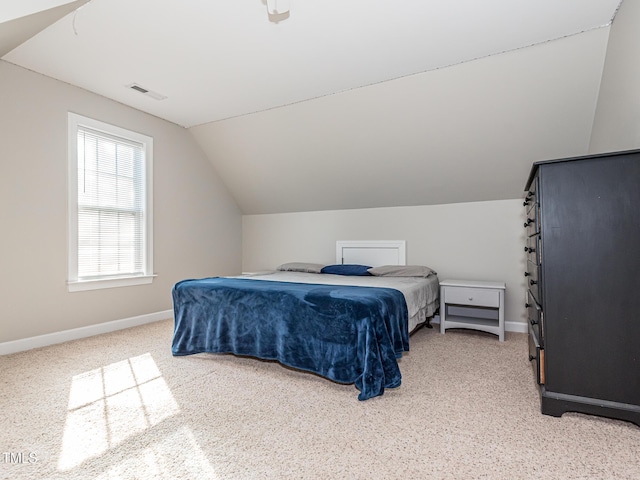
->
(528, 326, 545, 385)
(526, 232, 541, 259)
(526, 233, 539, 252)
(525, 212, 538, 236)
(524, 177, 540, 238)
(444, 286, 500, 308)
(526, 258, 541, 302)
(526, 258, 539, 281)
(527, 289, 543, 346)
(524, 182, 537, 212)
(525, 195, 537, 215)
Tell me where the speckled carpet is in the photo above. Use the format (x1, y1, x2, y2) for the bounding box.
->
(1, 319, 639, 480)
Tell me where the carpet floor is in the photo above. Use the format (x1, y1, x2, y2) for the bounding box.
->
(1, 319, 639, 479)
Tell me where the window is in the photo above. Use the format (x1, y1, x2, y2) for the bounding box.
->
(68, 113, 154, 292)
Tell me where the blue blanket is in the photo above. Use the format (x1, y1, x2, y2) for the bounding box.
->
(172, 277, 409, 400)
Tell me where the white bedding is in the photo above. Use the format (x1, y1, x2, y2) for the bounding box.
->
(235, 271, 440, 332)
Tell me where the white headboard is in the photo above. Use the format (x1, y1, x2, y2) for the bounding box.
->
(336, 240, 406, 267)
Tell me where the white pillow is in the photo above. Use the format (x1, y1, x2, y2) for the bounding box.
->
(276, 262, 325, 274)
(367, 265, 436, 277)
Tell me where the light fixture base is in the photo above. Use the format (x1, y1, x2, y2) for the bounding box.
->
(266, 0, 290, 15)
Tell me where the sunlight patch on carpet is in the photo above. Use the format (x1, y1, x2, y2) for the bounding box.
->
(92, 425, 219, 480)
(58, 353, 180, 471)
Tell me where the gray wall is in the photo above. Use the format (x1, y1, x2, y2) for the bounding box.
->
(590, 0, 640, 153)
(241, 2, 640, 333)
(0, 60, 242, 343)
(243, 200, 527, 330)
(191, 28, 608, 215)
(3, 0, 638, 344)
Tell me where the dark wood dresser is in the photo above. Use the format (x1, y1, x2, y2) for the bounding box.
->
(524, 149, 640, 426)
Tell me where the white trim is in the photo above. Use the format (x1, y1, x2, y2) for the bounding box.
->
(68, 274, 157, 292)
(336, 240, 407, 267)
(0, 310, 172, 355)
(67, 112, 154, 292)
(505, 320, 528, 334)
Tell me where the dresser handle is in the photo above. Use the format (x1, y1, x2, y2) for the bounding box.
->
(529, 354, 537, 361)
(530, 319, 538, 325)
(530, 279, 537, 285)
(525, 302, 530, 308)
(524, 272, 531, 277)
(527, 191, 535, 198)
(524, 247, 536, 253)
(524, 218, 534, 228)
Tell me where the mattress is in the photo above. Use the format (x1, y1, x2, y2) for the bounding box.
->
(235, 271, 439, 332)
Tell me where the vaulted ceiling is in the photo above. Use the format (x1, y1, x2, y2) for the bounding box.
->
(1, 0, 625, 214)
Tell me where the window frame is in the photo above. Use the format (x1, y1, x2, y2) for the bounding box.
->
(67, 112, 154, 292)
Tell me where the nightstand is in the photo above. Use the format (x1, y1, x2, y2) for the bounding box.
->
(439, 279, 506, 341)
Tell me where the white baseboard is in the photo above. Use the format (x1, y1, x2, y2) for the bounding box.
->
(505, 321, 528, 334)
(430, 315, 528, 334)
(0, 309, 173, 355)
(1, 311, 528, 355)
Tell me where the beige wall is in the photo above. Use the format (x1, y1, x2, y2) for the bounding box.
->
(8, 0, 635, 344)
(243, 199, 527, 328)
(0, 60, 242, 343)
(191, 28, 608, 215)
(589, 0, 640, 153)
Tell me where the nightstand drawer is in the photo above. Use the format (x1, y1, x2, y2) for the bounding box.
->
(440, 279, 506, 341)
(444, 287, 500, 308)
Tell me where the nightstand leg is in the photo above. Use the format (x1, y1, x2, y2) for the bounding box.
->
(499, 290, 505, 341)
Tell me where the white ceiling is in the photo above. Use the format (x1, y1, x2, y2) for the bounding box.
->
(0, 0, 78, 23)
(2, 0, 622, 128)
(0, 0, 626, 215)
(0, 0, 89, 56)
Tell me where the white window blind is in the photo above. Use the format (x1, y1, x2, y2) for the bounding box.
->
(68, 113, 154, 292)
(77, 127, 145, 279)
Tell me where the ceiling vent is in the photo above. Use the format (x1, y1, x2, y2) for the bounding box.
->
(126, 83, 167, 101)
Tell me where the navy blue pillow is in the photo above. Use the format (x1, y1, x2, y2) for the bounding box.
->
(320, 264, 372, 276)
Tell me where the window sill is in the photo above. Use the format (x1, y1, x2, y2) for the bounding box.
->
(68, 275, 156, 292)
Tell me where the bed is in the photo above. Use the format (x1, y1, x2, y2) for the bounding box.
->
(171, 241, 439, 400)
